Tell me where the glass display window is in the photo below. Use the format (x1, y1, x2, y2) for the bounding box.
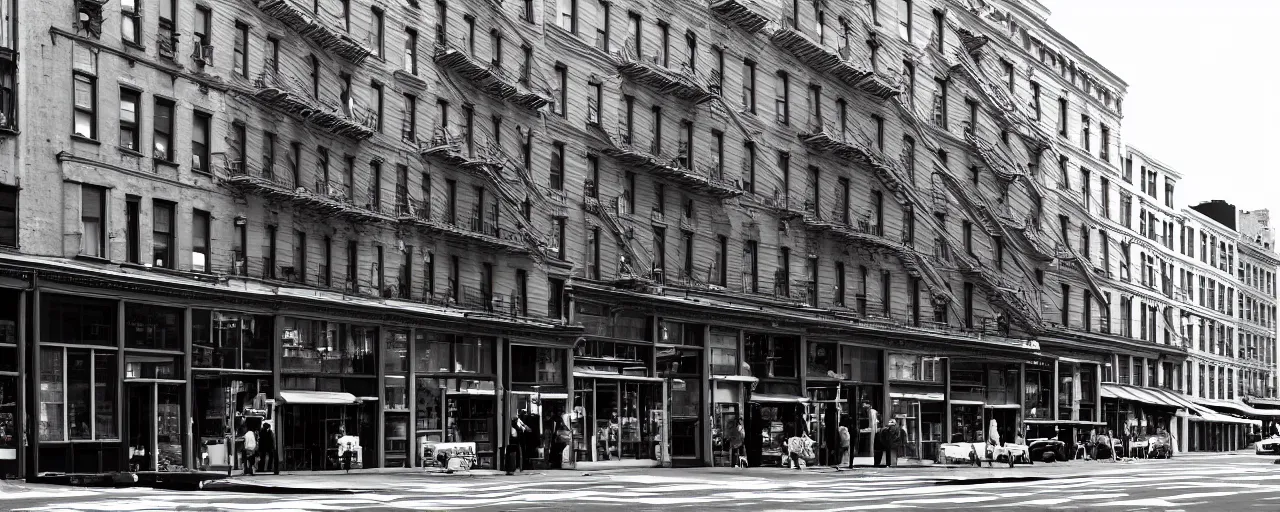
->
(806, 342, 838, 378)
(281, 318, 376, 375)
(510, 345, 565, 385)
(38, 347, 118, 442)
(41, 294, 116, 346)
(125, 302, 183, 351)
(384, 329, 410, 411)
(193, 311, 275, 371)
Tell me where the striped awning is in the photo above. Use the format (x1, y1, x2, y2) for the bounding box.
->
(1193, 397, 1280, 418)
(1101, 384, 1184, 408)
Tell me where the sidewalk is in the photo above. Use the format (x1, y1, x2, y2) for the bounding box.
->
(180, 449, 1276, 495)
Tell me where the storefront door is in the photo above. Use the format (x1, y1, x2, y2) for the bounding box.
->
(123, 383, 184, 472)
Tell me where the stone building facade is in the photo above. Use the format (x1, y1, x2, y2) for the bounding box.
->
(0, 0, 1271, 477)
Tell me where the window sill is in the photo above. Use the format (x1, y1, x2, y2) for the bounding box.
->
(70, 134, 101, 145)
(122, 40, 147, 52)
(152, 158, 178, 168)
(74, 254, 112, 264)
(118, 147, 145, 158)
(192, 170, 213, 178)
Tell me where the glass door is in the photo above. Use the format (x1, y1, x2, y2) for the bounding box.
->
(595, 381, 618, 460)
(125, 383, 154, 471)
(572, 384, 593, 462)
(156, 385, 185, 470)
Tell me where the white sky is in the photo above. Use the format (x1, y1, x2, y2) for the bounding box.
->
(1042, 0, 1280, 215)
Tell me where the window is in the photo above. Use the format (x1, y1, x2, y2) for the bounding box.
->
(872, 114, 884, 150)
(835, 261, 846, 306)
(152, 200, 175, 268)
(896, 0, 912, 41)
(72, 73, 96, 139)
(628, 11, 642, 57)
(1080, 114, 1090, 151)
(553, 63, 567, 117)
(715, 235, 728, 286)
(744, 240, 758, 292)
(192, 110, 211, 174)
(549, 142, 565, 190)
(158, 0, 177, 58)
(651, 105, 663, 153)
(962, 221, 973, 256)
(1099, 124, 1110, 161)
(1030, 82, 1041, 120)
(595, 0, 610, 50)
(902, 61, 915, 102)
(345, 239, 358, 288)
(80, 186, 106, 258)
(774, 71, 789, 125)
(194, 6, 211, 47)
(880, 270, 891, 315)
(464, 14, 476, 55)
(1101, 177, 1111, 219)
(558, 0, 577, 32)
(932, 8, 944, 48)
(1060, 284, 1071, 326)
(963, 282, 974, 329)
(192, 209, 210, 272)
(555, 218, 567, 259)
(293, 230, 307, 283)
(121, 0, 140, 44)
(742, 141, 755, 193)
(403, 93, 417, 142)
(266, 37, 279, 73)
(322, 236, 332, 287)
(404, 28, 418, 74)
(234, 22, 249, 78)
(372, 7, 385, 58)
(117, 88, 140, 151)
(742, 59, 756, 113)
(933, 77, 947, 129)
(588, 80, 602, 125)
(1057, 97, 1068, 136)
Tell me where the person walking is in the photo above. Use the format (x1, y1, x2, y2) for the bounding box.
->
(241, 427, 258, 476)
(728, 419, 746, 468)
(887, 420, 905, 467)
(258, 423, 277, 474)
(835, 423, 851, 470)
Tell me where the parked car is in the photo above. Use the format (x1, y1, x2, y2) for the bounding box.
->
(1256, 436, 1280, 455)
(1027, 438, 1066, 462)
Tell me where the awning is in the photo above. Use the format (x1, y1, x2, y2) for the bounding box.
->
(750, 393, 809, 404)
(1024, 419, 1106, 426)
(985, 404, 1022, 409)
(1248, 397, 1280, 408)
(949, 399, 984, 405)
(278, 391, 360, 405)
(1101, 384, 1184, 409)
(572, 371, 665, 383)
(710, 375, 760, 383)
(891, 392, 945, 401)
(1189, 408, 1255, 425)
(1193, 397, 1280, 418)
(511, 391, 570, 399)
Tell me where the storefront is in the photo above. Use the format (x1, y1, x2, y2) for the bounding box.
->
(0, 287, 21, 479)
(802, 341, 883, 466)
(191, 310, 274, 473)
(948, 360, 1021, 445)
(414, 332, 498, 469)
(887, 353, 945, 462)
(507, 343, 568, 470)
(709, 327, 747, 467)
(277, 316, 379, 471)
(657, 320, 704, 465)
(743, 332, 804, 468)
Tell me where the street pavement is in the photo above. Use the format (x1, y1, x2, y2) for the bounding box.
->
(3, 451, 1279, 511)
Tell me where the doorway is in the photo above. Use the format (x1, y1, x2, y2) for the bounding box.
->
(124, 383, 185, 472)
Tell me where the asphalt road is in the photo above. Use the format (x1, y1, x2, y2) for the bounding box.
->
(3, 452, 1279, 511)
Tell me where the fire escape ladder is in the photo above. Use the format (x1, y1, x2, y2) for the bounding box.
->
(594, 197, 654, 281)
(708, 0, 774, 34)
(1057, 245, 1111, 310)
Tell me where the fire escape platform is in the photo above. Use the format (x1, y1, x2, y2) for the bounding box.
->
(417, 132, 503, 175)
(965, 131, 1022, 181)
(598, 131, 744, 200)
(397, 210, 531, 254)
(252, 84, 375, 141)
(255, 0, 372, 65)
(801, 129, 909, 197)
(956, 27, 990, 57)
(709, 0, 772, 34)
(955, 258, 1046, 335)
(768, 28, 900, 100)
(614, 56, 719, 104)
(224, 173, 393, 224)
(433, 45, 551, 112)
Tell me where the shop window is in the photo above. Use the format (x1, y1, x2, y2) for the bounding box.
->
(708, 329, 739, 375)
(510, 345, 565, 384)
(413, 331, 495, 375)
(840, 346, 882, 383)
(280, 318, 377, 375)
(38, 347, 117, 441)
(572, 339, 652, 376)
(40, 294, 116, 346)
(744, 334, 798, 379)
(887, 353, 941, 382)
(125, 302, 183, 351)
(384, 329, 410, 410)
(1023, 365, 1053, 420)
(806, 341, 838, 378)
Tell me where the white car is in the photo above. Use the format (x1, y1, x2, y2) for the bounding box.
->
(1256, 436, 1280, 455)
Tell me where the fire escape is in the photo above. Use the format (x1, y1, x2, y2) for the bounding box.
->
(613, 38, 720, 105)
(432, 34, 552, 112)
(583, 187, 656, 282)
(248, 59, 377, 141)
(709, 0, 773, 34)
(767, 14, 901, 100)
(253, 0, 373, 65)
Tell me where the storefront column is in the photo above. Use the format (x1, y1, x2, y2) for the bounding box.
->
(565, 337, 575, 470)
(15, 290, 26, 478)
(881, 351, 891, 426)
(406, 327, 416, 469)
(942, 358, 952, 444)
(797, 336, 807, 391)
(700, 325, 712, 467)
(375, 328, 386, 469)
(183, 307, 194, 471)
(1051, 360, 1060, 420)
(1095, 365, 1103, 423)
(1017, 363, 1026, 439)
(116, 299, 126, 470)
(1179, 415, 1188, 454)
(272, 315, 284, 470)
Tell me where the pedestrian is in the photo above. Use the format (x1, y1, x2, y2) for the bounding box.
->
(985, 419, 1000, 467)
(508, 411, 530, 474)
(258, 423, 277, 474)
(728, 419, 746, 468)
(887, 420, 905, 467)
(835, 423, 851, 470)
(242, 426, 258, 476)
(786, 431, 814, 470)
